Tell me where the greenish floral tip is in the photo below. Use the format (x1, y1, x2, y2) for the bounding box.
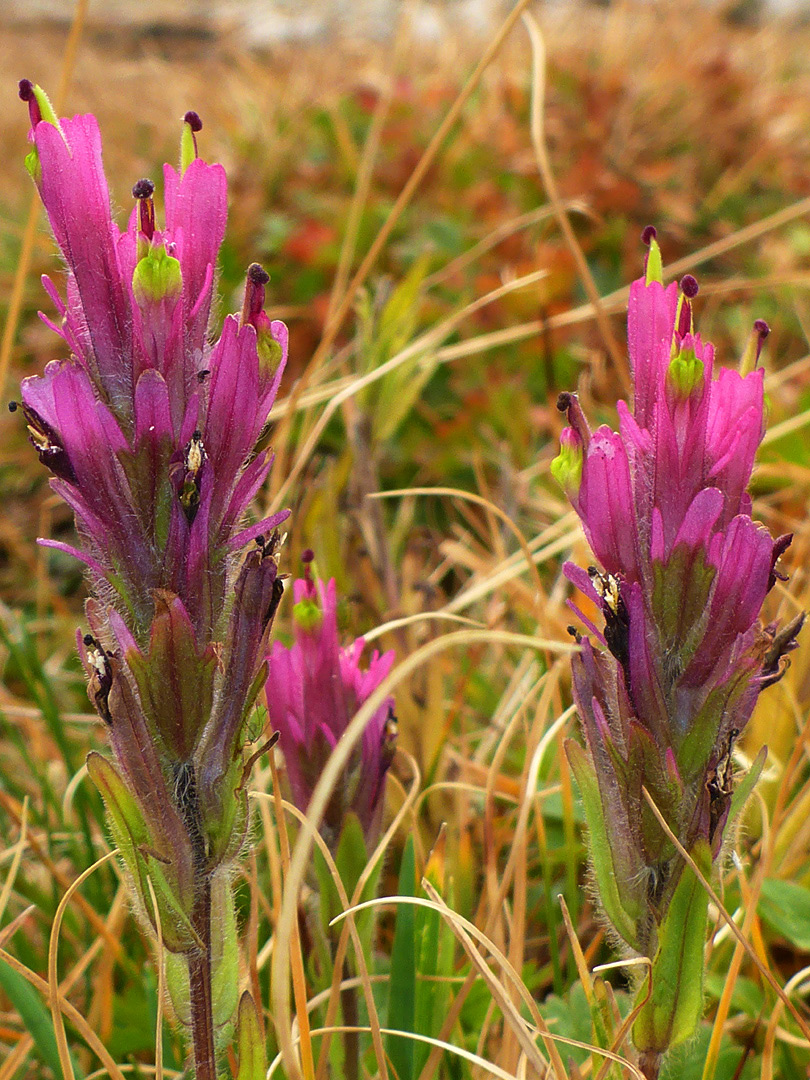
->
(132, 244, 182, 305)
(179, 109, 203, 174)
(645, 236, 664, 286)
(24, 146, 40, 183)
(293, 595, 323, 632)
(257, 329, 283, 377)
(551, 428, 583, 494)
(30, 83, 60, 127)
(666, 346, 703, 400)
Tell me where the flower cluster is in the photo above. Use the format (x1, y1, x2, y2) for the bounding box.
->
(265, 556, 397, 852)
(13, 82, 291, 1054)
(552, 229, 802, 1069)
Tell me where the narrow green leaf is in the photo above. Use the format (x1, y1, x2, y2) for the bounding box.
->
(386, 835, 416, 1080)
(0, 957, 83, 1078)
(759, 878, 810, 952)
(633, 841, 712, 1054)
(236, 991, 267, 1080)
(566, 739, 640, 947)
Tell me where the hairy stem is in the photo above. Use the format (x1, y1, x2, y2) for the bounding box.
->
(188, 872, 217, 1080)
(638, 1050, 661, 1080)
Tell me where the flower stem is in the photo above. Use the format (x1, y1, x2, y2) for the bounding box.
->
(639, 1050, 661, 1080)
(188, 871, 217, 1080)
(340, 959, 359, 1080)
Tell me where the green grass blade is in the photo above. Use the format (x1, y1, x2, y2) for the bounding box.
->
(386, 835, 416, 1080)
(0, 956, 83, 1078)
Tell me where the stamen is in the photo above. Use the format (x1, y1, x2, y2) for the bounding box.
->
(132, 178, 156, 244)
(180, 111, 203, 172)
(18, 78, 40, 126)
(240, 263, 270, 327)
(178, 431, 206, 523)
(741, 318, 772, 375)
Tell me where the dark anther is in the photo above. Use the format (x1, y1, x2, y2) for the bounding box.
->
(556, 391, 573, 413)
(589, 567, 631, 678)
(176, 431, 206, 525)
(707, 728, 739, 842)
(8, 401, 18, 412)
(196, 368, 210, 383)
(263, 577, 285, 630)
(680, 274, 699, 299)
(19, 79, 42, 127)
(760, 612, 805, 688)
(301, 548, 315, 564)
(247, 262, 270, 286)
(768, 533, 793, 592)
(132, 178, 155, 200)
(84, 633, 113, 725)
(14, 400, 75, 482)
(641, 224, 657, 246)
(257, 528, 286, 566)
(254, 534, 265, 547)
(380, 704, 398, 772)
(754, 319, 770, 338)
(184, 110, 203, 132)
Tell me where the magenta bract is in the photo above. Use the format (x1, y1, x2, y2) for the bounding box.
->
(265, 569, 397, 849)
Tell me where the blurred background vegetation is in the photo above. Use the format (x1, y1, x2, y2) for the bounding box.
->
(4, 1, 810, 1077)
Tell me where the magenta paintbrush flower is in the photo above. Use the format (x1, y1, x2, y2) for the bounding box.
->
(552, 229, 802, 1074)
(265, 555, 397, 850)
(12, 81, 290, 1074)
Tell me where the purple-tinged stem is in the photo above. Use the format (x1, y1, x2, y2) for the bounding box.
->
(639, 1050, 661, 1080)
(188, 872, 217, 1080)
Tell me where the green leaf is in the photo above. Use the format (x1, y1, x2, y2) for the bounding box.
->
(211, 873, 239, 1030)
(566, 738, 640, 948)
(727, 746, 767, 833)
(386, 835, 417, 1080)
(236, 991, 267, 1080)
(414, 832, 455, 1077)
(0, 957, 82, 1078)
(633, 841, 712, 1054)
(758, 878, 810, 952)
(313, 812, 382, 958)
(87, 752, 198, 953)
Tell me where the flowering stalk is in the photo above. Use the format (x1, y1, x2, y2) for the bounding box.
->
(265, 557, 396, 1080)
(13, 82, 290, 1077)
(552, 229, 802, 1078)
(265, 554, 397, 854)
